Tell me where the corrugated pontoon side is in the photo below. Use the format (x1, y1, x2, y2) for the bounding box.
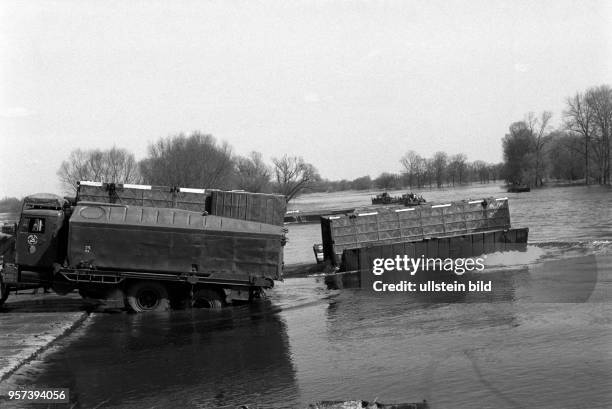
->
(321, 198, 513, 265)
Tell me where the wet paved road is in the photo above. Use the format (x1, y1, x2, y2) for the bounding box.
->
(0, 293, 87, 382)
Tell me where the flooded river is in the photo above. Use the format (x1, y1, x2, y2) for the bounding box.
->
(1, 184, 612, 408)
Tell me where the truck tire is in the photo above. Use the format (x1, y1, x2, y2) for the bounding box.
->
(192, 288, 224, 309)
(0, 278, 9, 306)
(126, 281, 170, 312)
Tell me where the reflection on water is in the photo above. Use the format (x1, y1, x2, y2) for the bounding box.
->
(332, 249, 601, 305)
(2, 303, 299, 408)
(281, 255, 612, 408)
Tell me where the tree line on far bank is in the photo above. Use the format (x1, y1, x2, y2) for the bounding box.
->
(315, 154, 503, 193)
(503, 84, 611, 187)
(57, 132, 320, 203)
(55, 131, 507, 204)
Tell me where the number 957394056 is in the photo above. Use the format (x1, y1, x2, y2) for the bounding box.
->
(7, 389, 69, 402)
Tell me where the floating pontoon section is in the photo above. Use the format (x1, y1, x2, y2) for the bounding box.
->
(321, 198, 512, 264)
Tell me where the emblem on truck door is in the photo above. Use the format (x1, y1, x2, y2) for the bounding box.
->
(27, 234, 38, 245)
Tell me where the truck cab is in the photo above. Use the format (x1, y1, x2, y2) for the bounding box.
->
(14, 194, 68, 282)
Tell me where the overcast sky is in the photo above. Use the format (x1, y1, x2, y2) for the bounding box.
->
(1, 0, 611, 197)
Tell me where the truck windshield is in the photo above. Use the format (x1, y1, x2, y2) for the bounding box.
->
(28, 218, 45, 233)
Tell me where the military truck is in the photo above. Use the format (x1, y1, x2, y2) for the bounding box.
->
(0, 181, 287, 312)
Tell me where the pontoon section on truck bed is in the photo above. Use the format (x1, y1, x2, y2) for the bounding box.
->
(77, 181, 286, 226)
(70, 182, 287, 290)
(63, 203, 284, 287)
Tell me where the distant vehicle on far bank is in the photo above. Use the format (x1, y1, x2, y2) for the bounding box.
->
(507, 183, 531, 193)
(371, 192, 426, 206)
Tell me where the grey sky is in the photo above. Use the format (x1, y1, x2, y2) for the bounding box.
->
(1, 0, 611, 197)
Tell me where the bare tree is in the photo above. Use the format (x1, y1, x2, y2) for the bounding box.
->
(564, 85, 612, 185)
(431, 151, 448, 188)
(586, 85, 612, 184)
(564, 92, 595, 184)
(548, 131, 585, 181)
(272, 155, 320, 202)
(374, 172, 400, 190)
(400, 150, 422, 189)
(414, 156, 428, 188)
(502, 121, 536, 185)
(525, 111, 552, 187)
(140, 132, 235, 188)
(472, 160, 492, 184)
(489, 163, 504, 182)
(350, 175, 373, 190)
(447, 153, 468, 186)
(235, 151, 271, 192)
(57, 146, 140, 193)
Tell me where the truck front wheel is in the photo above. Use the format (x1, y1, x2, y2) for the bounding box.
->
(126, 281, 170, 312)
